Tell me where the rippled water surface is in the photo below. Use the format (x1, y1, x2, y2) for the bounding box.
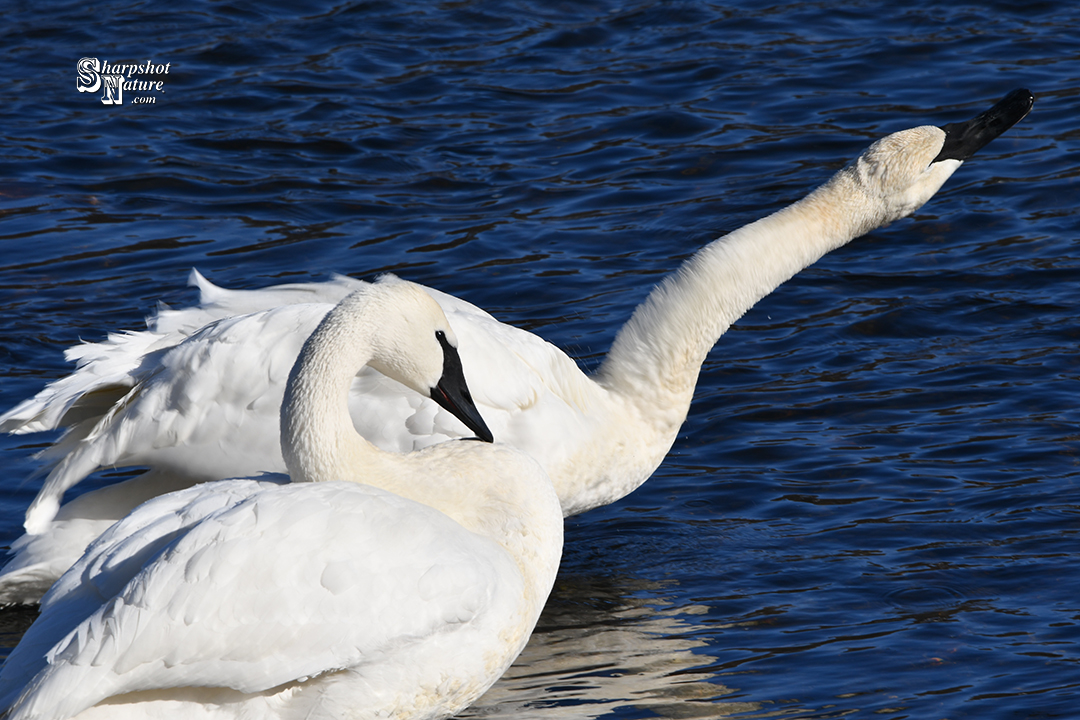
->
(1, 1, 1078, 718)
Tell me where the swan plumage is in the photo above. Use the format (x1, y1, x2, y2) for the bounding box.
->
(0, 277, 563, 720)
(0, 89, 1033, 605)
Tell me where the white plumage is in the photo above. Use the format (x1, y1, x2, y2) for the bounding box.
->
(0, 90, 1032, 605)
(0, 279, 564, 720)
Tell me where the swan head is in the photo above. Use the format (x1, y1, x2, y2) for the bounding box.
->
(285, 276, 494, 453)
(356, 276, 494, 443)
(850, 88, 1033, 224)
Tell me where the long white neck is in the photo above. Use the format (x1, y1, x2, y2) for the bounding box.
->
(281, 300, 400, 488)
(597, 160, 883, 433)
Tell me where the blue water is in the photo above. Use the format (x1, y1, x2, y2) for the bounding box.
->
(1, 1, 1078, 717)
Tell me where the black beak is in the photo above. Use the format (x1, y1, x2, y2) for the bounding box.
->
(932, 88, 1034, 163)
(430, 331, 494, 443)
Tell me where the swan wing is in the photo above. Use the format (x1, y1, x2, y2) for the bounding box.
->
(0, 271, 366, 438)
(0, 478, 285, 711)
(1, 480, 520, 719)
(18, 304, 332, 533)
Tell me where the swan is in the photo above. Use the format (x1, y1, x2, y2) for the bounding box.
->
(0, 89, 1033, 605)
(0, 277, 564, 720)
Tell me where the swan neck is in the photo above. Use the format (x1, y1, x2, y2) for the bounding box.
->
(598, 166, 877, 427)
(281, 309, 384, 486)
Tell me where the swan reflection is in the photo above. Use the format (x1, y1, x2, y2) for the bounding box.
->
(464, 573, 758, 719)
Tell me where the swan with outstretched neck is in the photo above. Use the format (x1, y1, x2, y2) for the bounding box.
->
(0, 89, 1033, 605)
(0, 278, 564, 720)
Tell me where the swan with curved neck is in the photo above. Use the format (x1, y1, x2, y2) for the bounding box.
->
(0, 278, 563, 720)
(0, 89, 1033, 604)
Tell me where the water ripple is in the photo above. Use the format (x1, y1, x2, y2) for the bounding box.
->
(1, 1, 1079, 718)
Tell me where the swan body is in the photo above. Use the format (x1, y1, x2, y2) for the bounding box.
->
(0, 89, 1033, 605)
(0, 278, 564, 720)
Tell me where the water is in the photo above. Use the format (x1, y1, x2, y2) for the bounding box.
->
(1, 1, 1078, 717)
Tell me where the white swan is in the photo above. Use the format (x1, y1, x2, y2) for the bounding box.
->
(0, 277, 564, 720)
(0, 89, 1033, 605)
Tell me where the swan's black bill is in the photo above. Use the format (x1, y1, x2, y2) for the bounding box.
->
(431, 332, 494, 443)
(933, 88, 1034, 164)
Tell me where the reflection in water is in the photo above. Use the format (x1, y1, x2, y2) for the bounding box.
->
(0, 605, 37, 664)
(464, 574, 756, 719)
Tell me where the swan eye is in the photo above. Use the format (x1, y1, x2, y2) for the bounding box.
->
(434, 329, 455, 351)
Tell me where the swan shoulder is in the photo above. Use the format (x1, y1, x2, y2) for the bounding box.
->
(0, 479, 524, 719)
(192, 270, 603, 424)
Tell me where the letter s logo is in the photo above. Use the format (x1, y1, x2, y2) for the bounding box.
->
(77, 58, 101, 93)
